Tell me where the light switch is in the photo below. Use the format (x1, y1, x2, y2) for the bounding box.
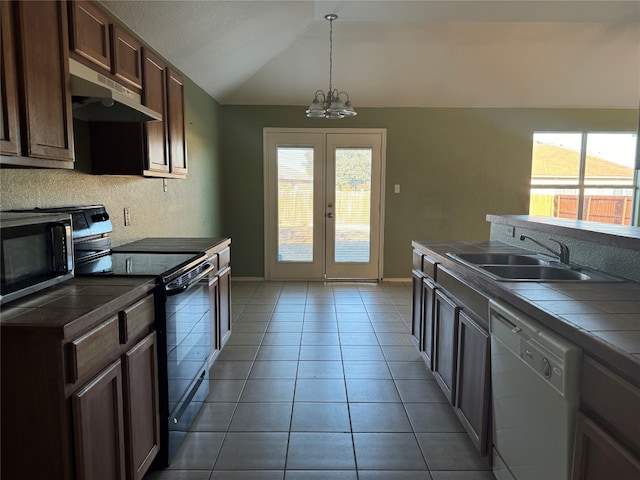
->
(394, 184, 400, 194)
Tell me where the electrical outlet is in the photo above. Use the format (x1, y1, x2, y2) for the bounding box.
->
(163, 178, 168, 192)
(394, 184, 400, 194)
(506, 225, 515, 237)
(124, 207, 131, 226)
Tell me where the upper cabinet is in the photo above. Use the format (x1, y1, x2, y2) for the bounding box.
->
(68, 0, 111, 72)
(110, 24, 143, 90)
(69, 0, 187, 178)
(0, 0, 75, 168)
(1, 0, 188, 177)
(68, 0, 142, 91)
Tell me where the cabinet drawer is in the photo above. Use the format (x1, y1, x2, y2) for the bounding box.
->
(413, 251, 423, 270)
(67, 316, 120, 383)
(581, 356, 640, 457)
(119, 295, 154, 344)
(218, 247, 231, 269)
(437, 266, 489, 328)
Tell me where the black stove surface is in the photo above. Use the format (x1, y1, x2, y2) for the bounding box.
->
(75, 251, 206, 281)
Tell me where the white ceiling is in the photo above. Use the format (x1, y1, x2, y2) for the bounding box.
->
(100, 0, 640, 109)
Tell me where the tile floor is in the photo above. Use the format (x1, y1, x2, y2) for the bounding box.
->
(145, 281, 495, 480)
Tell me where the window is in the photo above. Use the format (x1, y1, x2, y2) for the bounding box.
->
(529, 132, 638, 226)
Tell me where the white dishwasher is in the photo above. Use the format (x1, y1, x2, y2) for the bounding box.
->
(489, 299, 582, 480)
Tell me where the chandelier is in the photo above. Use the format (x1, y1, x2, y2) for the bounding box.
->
(306, 14, 357, 119)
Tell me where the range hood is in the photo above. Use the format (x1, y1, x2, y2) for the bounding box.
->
(69, 58, 162, 123)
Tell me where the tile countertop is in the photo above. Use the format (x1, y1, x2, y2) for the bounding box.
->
(0, 276, 156, 339)
(412, 239, 640, 387)
(112, 237, 231, 256)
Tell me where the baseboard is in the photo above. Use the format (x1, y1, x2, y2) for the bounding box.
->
(382, 278, 411, 282)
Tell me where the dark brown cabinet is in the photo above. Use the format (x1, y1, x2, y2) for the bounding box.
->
(411, 246, 491, 457)
(455, 310, 490, 454)
(1, 288, 159, 480)
(111, 23, 143, 89)
(122, 332, 160, 480)
(573, 412, 640, 480)
(72, 360, 127, 480)
(573, 355, 640, 479)
(1, 0, 74, 167)
(142, 49, 170, 174)
(0, 0, 20, 155)
(68, 0, 111, 72)
(166, 67, 187, 175)
(89, 50, 187, 178)
(411, 270, 423, 349)
(432, 290, 459, 404)
(218, 265, 232, 348)
(422, 277, 436, 370)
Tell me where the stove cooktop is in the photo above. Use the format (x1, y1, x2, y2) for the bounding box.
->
(75, 252, 205, 279)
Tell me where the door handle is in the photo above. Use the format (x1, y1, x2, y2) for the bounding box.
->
(327, 212, 334, 218)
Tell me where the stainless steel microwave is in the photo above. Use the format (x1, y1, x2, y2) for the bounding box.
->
(0, 212, 74, 304)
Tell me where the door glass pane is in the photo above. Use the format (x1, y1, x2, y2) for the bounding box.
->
(334, 148, 371, 263)
(531, 133, 582, 186)
(277, 147, 314, 262)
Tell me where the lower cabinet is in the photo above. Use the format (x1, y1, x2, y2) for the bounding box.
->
(0, 289, 159, 480)
(218, 266, 232, 349)
(72, 330, 159, 480)
(422, 277, 436, 370)
(572, 355, 640, 479)
(72, 360, 127, 480)
(572, 412, 640, 480)
(455, 311, 490, 455)
(123, 332, 160, 480)
(411, 249, 491, 457)
(432, 290, 459, 404)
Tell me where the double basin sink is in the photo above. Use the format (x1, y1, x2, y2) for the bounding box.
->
(446, 252, 620, 282)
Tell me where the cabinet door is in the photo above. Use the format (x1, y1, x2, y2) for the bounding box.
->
(572, 412, 640, 480)
(72, 360, 126, 480)
(218, 266, 232, 349)
(166, 67, 187, 175)
(455, 311, 490, 454)
(142, 48, 169, 173)
(13, 0, 74, 163)
(122, 332, 160, 480)
(111, 23, 142, 89)
(1, 0, 20, 156)
(422, 278, 436, 371)
(411, 270, 423, 349)
(68, 0, 111, 71)
(209, 273, 220, 358)
(433, 290, 459, 404)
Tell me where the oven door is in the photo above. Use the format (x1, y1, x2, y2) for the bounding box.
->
(157, 265, 214, 466)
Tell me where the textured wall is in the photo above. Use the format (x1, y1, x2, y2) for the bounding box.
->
(0, 78, 224, 247)
(221, 106, 637, 278)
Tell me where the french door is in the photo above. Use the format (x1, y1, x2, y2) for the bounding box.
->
(264, 129, 386, 280)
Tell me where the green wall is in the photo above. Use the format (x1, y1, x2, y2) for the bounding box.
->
(0, 78, 224, 246)
(221, 106, 637, 278)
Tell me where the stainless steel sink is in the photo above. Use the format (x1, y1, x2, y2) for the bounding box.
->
(446, 252, 622, 282)
(481, 265, 593, 281)
(450, 253, 547, 266)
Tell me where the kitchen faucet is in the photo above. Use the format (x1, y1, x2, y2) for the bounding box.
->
(519, 235, 570, 265)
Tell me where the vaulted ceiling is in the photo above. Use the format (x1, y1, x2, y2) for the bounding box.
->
(100, 1, 640, 109)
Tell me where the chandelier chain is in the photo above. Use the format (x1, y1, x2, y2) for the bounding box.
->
(328, 15, 333, 95)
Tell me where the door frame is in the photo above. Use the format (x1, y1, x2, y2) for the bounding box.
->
(263, 127, 387, 281)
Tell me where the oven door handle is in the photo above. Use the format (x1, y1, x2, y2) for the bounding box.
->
(165, 263, 215, 296)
